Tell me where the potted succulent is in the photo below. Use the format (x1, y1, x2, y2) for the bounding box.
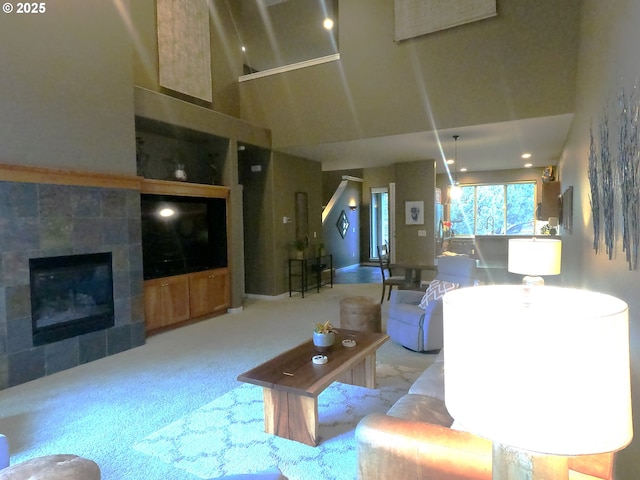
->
(293, 239, 306, 259)
(313, 320, 336, 348)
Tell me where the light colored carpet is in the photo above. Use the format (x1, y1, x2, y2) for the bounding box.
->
(133, 364, 422, 479)
(0, 284, 437, 479)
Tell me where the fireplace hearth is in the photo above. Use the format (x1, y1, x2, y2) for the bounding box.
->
(30, 253, 115, 346)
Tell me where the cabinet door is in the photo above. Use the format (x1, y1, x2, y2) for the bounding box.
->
(189, 269, 230, 317)
(209, 269, 230, 313)
(540, 182, 561, 219)
(144, 275, 190, 330)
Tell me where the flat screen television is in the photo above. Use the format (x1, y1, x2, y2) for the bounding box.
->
(141, 194, 227, 280)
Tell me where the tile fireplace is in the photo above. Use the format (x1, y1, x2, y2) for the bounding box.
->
(0, 176, 145, 390)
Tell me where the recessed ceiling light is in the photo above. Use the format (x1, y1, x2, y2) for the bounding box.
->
(323, 17, 334, 30)
(524, 163, 533, 168)
(460, 168, 468, 172)
(241, 45, 246, 53)
(446, 159, 454, 165)
(521, 153, 532, 159)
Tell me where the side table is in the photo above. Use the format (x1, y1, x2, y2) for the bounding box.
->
(288, 254, 333, 297)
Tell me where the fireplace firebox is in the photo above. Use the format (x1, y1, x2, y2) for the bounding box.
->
(29, 253, 115, 346)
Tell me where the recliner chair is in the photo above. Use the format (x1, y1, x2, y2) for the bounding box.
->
(386, 255, 477, 352)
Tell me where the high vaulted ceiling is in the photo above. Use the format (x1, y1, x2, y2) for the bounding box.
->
(236, 0, 580, 176)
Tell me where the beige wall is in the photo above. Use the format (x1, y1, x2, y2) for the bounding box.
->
(0, 0, 135, 174)
(327, 164, 440, 266)
(239, 149, 323, 297)
(559, 1, 640, 476)
(272, 153, 323, 295)
(239, 0, 580, 151)
(394, 160, 436, 265)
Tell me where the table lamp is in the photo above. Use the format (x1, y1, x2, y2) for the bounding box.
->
(443, 285, 632, 480)
(508, 238, 561, 285)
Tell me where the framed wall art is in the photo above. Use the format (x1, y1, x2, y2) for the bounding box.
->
(405, 201, 424, 225)
(336, 210, 349, 239)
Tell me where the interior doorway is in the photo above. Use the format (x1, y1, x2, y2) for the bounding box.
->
(370, 187, 389, 260)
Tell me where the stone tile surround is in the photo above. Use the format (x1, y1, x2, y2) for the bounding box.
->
(0, 179, 145, 389)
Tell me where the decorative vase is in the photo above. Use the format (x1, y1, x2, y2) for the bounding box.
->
(174, 164, 187, 182)
(313, 331, 335, 349)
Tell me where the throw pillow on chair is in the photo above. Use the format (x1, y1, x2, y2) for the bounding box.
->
(418, 280, 458, 309)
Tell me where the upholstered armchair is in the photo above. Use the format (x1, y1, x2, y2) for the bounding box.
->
(386, 256, 477, 352)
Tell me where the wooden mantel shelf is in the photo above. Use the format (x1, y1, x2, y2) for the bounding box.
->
(0, 162, 142, 190)
(0, 163, 231, 198)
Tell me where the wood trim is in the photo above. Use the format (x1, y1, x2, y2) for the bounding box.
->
(140, 178, 230, 198)
(0, 162, 142, 190)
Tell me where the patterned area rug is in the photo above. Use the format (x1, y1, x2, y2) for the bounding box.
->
(133, 364, 421, 480)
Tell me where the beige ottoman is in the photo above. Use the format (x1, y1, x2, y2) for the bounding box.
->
(339, 296, 381, 333)
(0, 454, 100, 479)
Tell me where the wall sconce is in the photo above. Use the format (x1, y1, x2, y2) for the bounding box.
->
(349, 200, 357, 211)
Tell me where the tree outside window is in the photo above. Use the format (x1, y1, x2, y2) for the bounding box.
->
(449, 183, 535, 236)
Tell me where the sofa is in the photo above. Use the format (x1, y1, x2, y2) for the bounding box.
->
(387, 255, 477, 352)
(355, 351, 615, 479)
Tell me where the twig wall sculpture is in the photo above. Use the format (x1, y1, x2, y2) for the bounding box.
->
(617, 87, 640, 270)
(588, 84, 640, 270)
(588, 125, 600, 254)
(600, 111, 615, 260)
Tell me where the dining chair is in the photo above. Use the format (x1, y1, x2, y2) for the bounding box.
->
(377, 245, 404, 303)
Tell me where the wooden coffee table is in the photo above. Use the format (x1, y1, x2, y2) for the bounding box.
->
(237, 328, 389, 446)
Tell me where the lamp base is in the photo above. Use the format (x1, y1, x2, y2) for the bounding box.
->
(492, 443, 568, 480)
(522, 275, 544, 286)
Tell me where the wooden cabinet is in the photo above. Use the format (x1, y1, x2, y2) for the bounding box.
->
(537, 181, 561, 220)
(140, 179, 231, 334)
(144, 268, 230, 333)
(189, 268, 230, 317)
(144, 274, 191, 331)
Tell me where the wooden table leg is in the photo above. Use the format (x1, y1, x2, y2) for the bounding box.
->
(338, 353, 377, 389)
(263, 387, 319, 446)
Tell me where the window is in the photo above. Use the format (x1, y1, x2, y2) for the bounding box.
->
(449, 182, 536, 236)
(370, 187, 389, 259)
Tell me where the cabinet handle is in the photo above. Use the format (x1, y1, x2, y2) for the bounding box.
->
(161, 283, 169, 287)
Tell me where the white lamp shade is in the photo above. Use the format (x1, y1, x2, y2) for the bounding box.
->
(443, 285, 632, 456)
(508, 238, 562, 276)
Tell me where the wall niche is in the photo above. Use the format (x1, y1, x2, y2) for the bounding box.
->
(135, 117, 229, 186)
